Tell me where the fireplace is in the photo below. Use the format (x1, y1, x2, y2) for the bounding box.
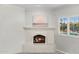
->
(33, 35, 45, 43)
(23, 12, 55, 53)
(23, 27, 55, 53)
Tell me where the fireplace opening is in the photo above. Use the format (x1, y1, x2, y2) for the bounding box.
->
(33, 35, 45, 43)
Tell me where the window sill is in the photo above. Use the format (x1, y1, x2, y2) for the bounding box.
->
(58, 34, 79, 39)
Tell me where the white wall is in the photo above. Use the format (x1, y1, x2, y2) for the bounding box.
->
(0, 5, 56, 54)
(25, 7, 56, 28)
(54, 5, 79, 54)
(0, 5, 25, 53)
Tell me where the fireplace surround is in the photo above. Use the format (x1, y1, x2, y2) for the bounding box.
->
(23, 27, 56, 53)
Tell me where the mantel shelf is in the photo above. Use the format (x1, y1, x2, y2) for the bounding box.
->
(23, 27, 56, 30)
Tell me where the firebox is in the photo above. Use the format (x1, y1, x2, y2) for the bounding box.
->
(33, 35, 45, 43)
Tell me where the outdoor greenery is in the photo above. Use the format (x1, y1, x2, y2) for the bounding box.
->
(70, 22, 79, 33)
(60, 23, 67, 32)
(59, 16, 79, 36)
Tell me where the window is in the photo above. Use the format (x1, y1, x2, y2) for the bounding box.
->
(59, 16, 79, 36)
(59, 16, 68, 34)
(70, 16, 79, 36)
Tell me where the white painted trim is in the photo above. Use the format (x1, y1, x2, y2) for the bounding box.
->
(17, 49, 69, 54)
(56, 49, 69, 54)
(23, 27, 56, 30)
(58, 34, 79, 39)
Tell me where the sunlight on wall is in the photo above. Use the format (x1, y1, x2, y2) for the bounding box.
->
(33, 15, 47, 23)
(32, 15, 48, 27)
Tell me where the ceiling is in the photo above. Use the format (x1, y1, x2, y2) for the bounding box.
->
(14, 4, 65, 10)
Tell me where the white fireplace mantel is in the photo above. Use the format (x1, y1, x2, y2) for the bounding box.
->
(23, 27, 56, 30)
(23, 26, 56, 53)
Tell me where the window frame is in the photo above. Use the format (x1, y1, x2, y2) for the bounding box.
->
(58, 16, 79, 38)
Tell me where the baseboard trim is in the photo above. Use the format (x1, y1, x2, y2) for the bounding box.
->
(56, 49, 69, 54)
(17, 49, 69, 54)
